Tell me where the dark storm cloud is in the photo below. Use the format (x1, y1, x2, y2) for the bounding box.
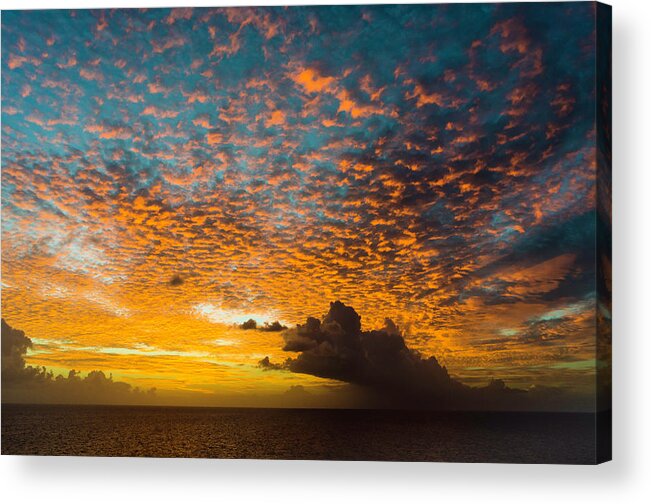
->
(282, 302, 460, 402)
(1, 318, 156, 404)
(262, 301, 535, 409)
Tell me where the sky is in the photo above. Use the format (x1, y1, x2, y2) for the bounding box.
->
(1, 3, 604, 410)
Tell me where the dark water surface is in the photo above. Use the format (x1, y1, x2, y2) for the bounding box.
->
(2, 404, 598, 463)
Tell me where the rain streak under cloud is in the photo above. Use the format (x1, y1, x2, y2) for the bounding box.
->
(2, 4, 600, 406)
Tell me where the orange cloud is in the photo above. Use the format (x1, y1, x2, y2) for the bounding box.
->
(293, 68, 336, 94)
(142, 106, 180, 119)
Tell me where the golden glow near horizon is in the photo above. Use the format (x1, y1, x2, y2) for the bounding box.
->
(2, 6, 600, 406)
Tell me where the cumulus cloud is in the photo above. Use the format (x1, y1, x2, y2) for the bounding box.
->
(240, 318, 258, 330)
(281, 302, 463, 404)
(240, 319, 287, 331)
(261, 301, 533, 409)
(1, 318, 156, 405)
(261, 321, 287, 332)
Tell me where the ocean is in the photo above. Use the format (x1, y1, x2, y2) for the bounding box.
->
(1, 404, 602, 463)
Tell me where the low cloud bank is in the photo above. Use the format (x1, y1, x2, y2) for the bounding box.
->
(1, 319, 156, 405)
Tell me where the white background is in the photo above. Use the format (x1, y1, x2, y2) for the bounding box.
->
(1, 0, 649, 502)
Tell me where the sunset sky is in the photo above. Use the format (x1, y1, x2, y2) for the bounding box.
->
(1, 4, 602, 408)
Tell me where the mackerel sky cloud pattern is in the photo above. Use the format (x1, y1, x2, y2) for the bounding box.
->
(1, 4, 599, 403)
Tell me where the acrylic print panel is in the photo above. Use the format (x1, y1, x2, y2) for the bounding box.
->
(1, 2, 611, 464)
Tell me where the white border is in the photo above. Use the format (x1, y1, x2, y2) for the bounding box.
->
(1, 0, 650, 502)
